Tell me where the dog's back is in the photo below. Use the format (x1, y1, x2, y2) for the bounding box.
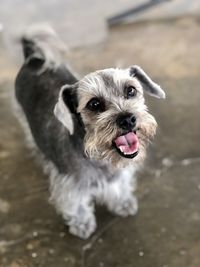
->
(15, 25, 83, 173)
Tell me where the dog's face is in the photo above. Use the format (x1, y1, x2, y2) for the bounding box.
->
(54, 65, 165, 168)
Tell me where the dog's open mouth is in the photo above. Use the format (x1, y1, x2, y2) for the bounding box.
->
(113, 131, 139, 159)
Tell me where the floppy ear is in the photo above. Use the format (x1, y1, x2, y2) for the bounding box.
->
(129, 65, 166, 99)
(54, 83, 78, 135)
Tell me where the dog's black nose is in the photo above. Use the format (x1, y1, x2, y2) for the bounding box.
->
(116, 113, 136, 131)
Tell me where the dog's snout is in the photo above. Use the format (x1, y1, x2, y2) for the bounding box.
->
(116, 113, 136, 131)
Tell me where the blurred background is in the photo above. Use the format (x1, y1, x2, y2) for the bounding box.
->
(0, 1, 200, 267)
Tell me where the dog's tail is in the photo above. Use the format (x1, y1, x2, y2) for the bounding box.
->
(20, 24, 67, 71)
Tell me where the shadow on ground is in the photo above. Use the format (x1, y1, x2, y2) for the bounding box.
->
(0, 17, 200, 267)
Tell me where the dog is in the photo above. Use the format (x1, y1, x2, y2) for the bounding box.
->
(15, 25, 165, 239)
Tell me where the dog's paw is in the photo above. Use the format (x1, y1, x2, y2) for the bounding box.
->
(111, 195, 138, 217)
(68, 213, 97, 239)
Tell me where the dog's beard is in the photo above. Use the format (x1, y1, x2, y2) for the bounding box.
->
(84, 111, 157, 168)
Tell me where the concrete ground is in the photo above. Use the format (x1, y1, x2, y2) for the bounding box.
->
(0, 16, 200, 267)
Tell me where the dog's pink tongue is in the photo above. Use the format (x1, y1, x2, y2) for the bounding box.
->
(114, 132, 139, 155)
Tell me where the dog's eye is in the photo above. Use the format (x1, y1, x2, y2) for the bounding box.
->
(86, 97, 105, 112)
(125, 86, 137, 99)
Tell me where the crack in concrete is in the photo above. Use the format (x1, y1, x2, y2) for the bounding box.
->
(81, 217, 120, 267)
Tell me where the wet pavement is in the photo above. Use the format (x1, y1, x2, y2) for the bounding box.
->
(0, 17, 200, 267)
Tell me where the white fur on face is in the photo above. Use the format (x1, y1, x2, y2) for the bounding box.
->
(77, 68, 157, 167)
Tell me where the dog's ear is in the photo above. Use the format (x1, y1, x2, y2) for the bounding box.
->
(129, 65, 166, 99)
(54, 83, 78, 135)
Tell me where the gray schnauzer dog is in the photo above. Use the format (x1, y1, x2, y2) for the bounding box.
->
(15, 26, 165, 239)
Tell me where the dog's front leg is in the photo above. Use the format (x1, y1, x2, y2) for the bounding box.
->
(105, 167, 138, 217)
(49, 175, 96, 239)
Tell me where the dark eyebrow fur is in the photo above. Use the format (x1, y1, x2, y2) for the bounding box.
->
(100, 72, 124, 97)
(100, 73, 116, 89)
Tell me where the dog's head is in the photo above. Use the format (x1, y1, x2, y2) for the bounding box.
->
(54, 65, 165, 168)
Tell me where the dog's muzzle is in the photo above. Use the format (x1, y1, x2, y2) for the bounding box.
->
(113, 113, 139, 158)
